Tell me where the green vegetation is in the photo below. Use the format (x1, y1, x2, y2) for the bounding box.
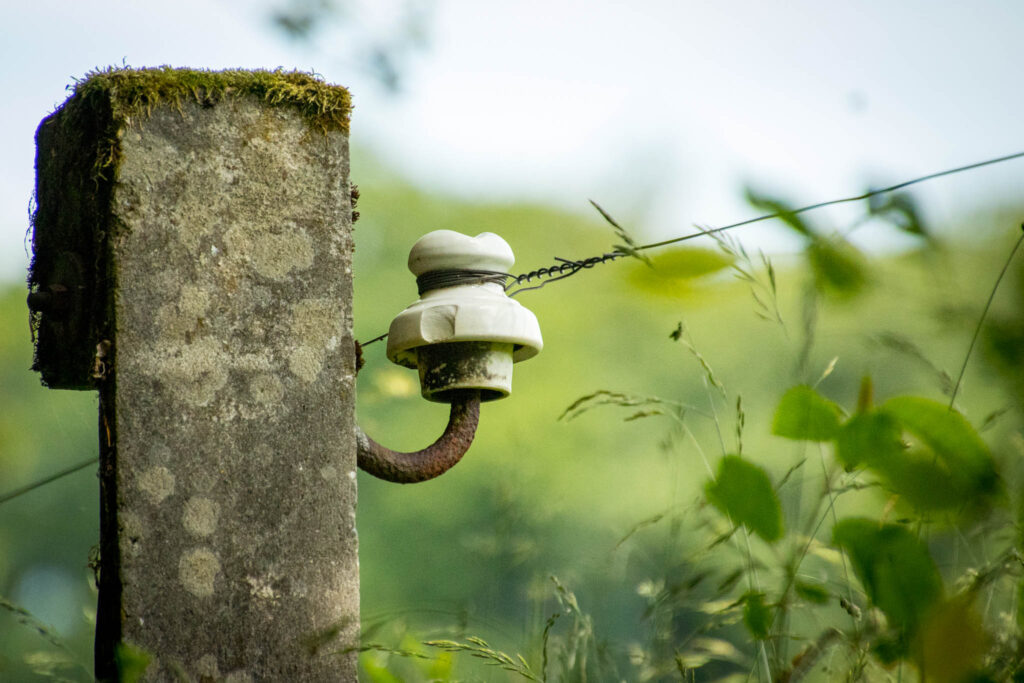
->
(69, 66, 351, 134)
(2, 155, 1023, 680)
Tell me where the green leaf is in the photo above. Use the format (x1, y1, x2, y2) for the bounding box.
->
(361, 653, 406, 683)
(743, 187, 866, 296)
(794, 580, 830, 604)
(772, 385, 843, 441)
(834, 410, 903, 471)
(881, 396, 999, 500)
(115, 642, 152, 683)
(743, 591, 771, 640)
(705, 456, 784, 542)
(868, 192, 928, 239)
(744, 188, 811, 236)
(628, 247, 734, 296)
(856, 375, 874, 413)
(649, 247, 733, 278)
(836, 402, 998, 512)
(832, 518, 943, 633)
(806, 238, 867, 296)
(871, 635, 906, 664)
(919, 596, 987, 683)
(874, 451, 964, 512)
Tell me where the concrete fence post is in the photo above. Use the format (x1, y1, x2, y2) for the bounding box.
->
(29, 68, 359, 681)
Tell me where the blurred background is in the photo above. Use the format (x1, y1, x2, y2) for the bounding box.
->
(1, 1, 1023, 680)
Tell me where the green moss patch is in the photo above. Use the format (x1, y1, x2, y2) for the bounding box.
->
(70, 66, 351, 135)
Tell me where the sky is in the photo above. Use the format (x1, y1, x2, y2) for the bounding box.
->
(1, 0, 1023, 281)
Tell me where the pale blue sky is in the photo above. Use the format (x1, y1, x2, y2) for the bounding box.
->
(2, 0, 1022, 280)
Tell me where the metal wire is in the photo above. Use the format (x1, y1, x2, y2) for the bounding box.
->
(632, 149, 1024, 253)
(416, 269, 511, 295)
(357, 149, 1024, 341)
(500, 149, 1024, 296)
(505, 253, 626, 297)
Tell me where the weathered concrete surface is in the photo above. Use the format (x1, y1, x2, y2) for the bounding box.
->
(34, 74, 358, 681)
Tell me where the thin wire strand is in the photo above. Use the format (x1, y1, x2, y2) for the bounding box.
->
(360, 149, 1024, 340)
(638, 150, 1024, 252)
(507, 150, 1024, 295)
(948, 224, 1024, 410)
(359, 332, 389, 346)
(0, 456, 99, 507)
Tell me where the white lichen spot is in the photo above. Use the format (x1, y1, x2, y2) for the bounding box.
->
(217, 166, 237, 185)
(179, 548, 220, 598)
(288, 346, 322, 383)
(183, 497, 220, 537)
(155, 285, 210, 339)
(236, 352, 275, 372)
(249, 373, 284, 405)
(217, 400, 239, 423)
(178, 285, 210, 319)
(224, 221, 313, 281)
(139, 337, 229, 407)
(197, 654, 220, 679)
(319, 465, 338, 482)
(287, 299, 345, 383)
(190, 468, 218, 494)
(246, 575, 280, 601)
(347, 470, 356, 480)
(291, 299, 343, 346)
(138, 466, 175, 505)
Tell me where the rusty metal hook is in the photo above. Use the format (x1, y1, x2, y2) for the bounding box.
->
(356, 389, 481, 483)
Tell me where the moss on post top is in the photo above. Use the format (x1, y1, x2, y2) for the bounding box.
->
(30, 67, 352, 389)
(66, 66, 352, 135)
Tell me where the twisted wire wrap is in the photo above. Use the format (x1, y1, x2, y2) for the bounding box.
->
(416, 269, 510, 295)
(505, 252, 625, 296)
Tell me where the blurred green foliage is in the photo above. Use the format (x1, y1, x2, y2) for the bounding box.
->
(705, 456, 783, 543)
(2, 158, 1023, 680)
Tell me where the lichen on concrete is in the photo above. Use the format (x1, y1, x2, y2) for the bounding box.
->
(182, 497, 219, 537)
(288, 298, 346, 383)
(30, 68, 359, 680)
(178, 548, 221, 598)
(225, 220, 315, 281)
(248, 373, 284, 406)
(137, 466, 176, 505)
(30, 66, 351, 390)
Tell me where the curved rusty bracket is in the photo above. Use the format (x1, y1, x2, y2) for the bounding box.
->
(356, 390, 481, 483)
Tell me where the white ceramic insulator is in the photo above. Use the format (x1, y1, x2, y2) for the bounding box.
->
(407, 230, 514, 275)
(386, 230, 543, 369)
